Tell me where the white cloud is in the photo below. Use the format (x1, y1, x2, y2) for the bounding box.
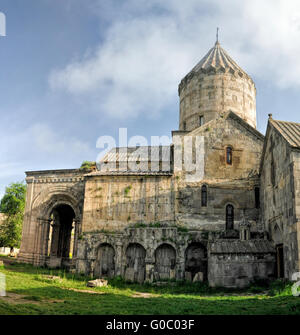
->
(49, 0, 300, 120)
(0, 122, 94, 172)
(29, 123, 93, 158)
(0, 118, 95, 197)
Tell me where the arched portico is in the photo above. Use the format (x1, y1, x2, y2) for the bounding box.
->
(31, 193, 82, 268)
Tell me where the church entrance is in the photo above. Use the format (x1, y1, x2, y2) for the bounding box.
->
(276, 244, 285, 278)
(48, 204, 75, 268)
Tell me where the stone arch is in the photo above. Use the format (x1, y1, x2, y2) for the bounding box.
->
(219, 198, 240, 209)
(154, 243, 176, 280)
(272, 222, 283, 245)
(124, 243, 146, 283)
(38, 193, 82, 267)
(185, 242, 207, 282)
(39, 192, 81, 222)
(94, 243, 115, 278)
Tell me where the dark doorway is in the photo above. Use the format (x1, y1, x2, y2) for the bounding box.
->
(276, 244, 285, 278)
(185, 243, 207, 281)
(49, 204, 75, 262)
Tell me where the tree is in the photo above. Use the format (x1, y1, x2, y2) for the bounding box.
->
(0, 182, 26, 250)
(80, 161, 96, 171)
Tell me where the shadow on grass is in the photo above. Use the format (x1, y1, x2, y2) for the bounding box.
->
(1, 284, 300, 315)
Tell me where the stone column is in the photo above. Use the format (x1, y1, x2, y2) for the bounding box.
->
(50, 222, 60, 257)
(72, 219, 81, 261)
(145, 252, 155, 283)
(35, 219, 50, 266)
(41, 219, 51, 258)
(115, 241, 123, 276)
(176, 246, 185, 280)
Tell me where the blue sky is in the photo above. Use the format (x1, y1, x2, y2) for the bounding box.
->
(0, 0, 300, 199)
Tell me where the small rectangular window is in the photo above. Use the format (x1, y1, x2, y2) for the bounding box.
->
(226, 147, 233, 165)
(255, 187, 260, 209)
(199, 115, 204, 126)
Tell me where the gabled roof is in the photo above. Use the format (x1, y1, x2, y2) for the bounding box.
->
(100, 146, 171, 163)
(260, 117, 300, 173)
(187, 110, 265, 142)
(269, 119, 300, 148)
(96, 146, 173, 176)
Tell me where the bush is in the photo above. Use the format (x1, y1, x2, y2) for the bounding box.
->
(80, 161, 96, 171)
(269, 279, 292, 296)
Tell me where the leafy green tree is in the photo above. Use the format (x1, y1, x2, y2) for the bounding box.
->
(0, 182, 26, 249)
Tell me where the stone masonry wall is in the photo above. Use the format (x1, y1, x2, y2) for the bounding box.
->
(292, 150, 300, 273)
(261, 125, 299, 279)
(179, 72, 256, 131)
(174, 113, 263, 231)
(18, 169, 86, 266)
(81, 175, 175, 233)
(208, 252, 275, 288)
(76, 228, 208, 282)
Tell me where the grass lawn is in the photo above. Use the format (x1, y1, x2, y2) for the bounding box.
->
(0, 259, 299, 315)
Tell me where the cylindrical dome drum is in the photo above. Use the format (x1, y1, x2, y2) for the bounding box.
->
(178, 42, 256, 131)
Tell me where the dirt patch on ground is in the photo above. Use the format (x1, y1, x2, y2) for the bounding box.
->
(0, 293, 39, 305)
(63, 287, 157, 298)
(131, 292, 159, 298)
(0, 292, 63, 305)
(64, 287, 107, 295)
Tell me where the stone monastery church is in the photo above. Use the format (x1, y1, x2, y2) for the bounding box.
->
(19, 40, 300, 288)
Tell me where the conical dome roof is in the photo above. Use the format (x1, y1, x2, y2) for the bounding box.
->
(183, 41, 252, 83)
(178, 40, 257, 131)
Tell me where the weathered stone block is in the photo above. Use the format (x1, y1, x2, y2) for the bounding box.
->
(125, 268, 135, 282)
(49, 257, 62, 269)
(193, 272, 204, 282)
(137, 270, 145, 284)
(87, 279, 108, 287)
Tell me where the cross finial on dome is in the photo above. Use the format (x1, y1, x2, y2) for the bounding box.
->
(216, 27, 220, 45)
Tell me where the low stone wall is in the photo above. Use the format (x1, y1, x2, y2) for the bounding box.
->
(76, 229, 276, 288)
(76, 228, 209, 283)
(208, 253, 275, 288)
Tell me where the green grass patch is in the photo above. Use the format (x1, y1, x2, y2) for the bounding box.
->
(0, 260, 299, 315)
